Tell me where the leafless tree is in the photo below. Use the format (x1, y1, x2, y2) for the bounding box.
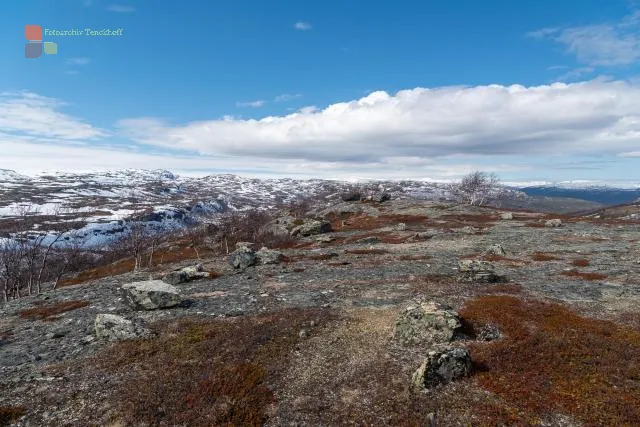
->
(450, 171, 501, 206)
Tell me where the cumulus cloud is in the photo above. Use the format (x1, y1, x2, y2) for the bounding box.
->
(529, 12, 640, 66)
(0, 91, 106, 140)
(294, 21, 312, 31)
(117, 80, 640, 162)
(236, 100, 266, 108)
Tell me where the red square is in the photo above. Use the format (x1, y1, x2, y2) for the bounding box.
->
(25, 25, 42, 41)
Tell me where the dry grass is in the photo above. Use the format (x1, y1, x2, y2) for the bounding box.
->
(531, 252, 562, 261)
(571, 258, 591, 267)
(460, 295, 640, 425)
(18, 300, 89, 321)
(81, 308, 334, 426)
(397, 254, 432, 261)
(560, 269, 607, 281)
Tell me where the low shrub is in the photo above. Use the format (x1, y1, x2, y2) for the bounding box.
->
(560, 269, 607, 281)
(531, 252, 561, 261)
(18, 300, 90, 321)
(571, 258, 590, 267)
(0, 406, 25, 426)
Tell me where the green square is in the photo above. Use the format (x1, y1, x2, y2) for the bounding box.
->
(43, 42, 57, 54)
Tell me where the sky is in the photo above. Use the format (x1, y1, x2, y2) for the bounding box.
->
(1, 0, 640, 185)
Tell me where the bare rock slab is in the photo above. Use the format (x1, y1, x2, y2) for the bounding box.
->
(412, 347, 472, 389)
(395, 301, 462, 346)
(121, 280, 182, 310)
(94, 314, 152, 341)
(256, 247, 284, 265)
(290, 219, 332, 237)
(162, 264, 209, 285)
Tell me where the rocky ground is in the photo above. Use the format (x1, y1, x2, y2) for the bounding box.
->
(1, 199, 639, 426)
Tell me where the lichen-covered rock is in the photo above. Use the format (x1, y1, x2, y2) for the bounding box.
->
(121, 280, 182, 310)
(94, 314, 152, 341)
(393, 223, 407, 231)
(500, 212, 513, 220)
(290, 219, 332, 237)
(256, 247, 284, 265)
(458, 260, 505, 283)
(485, 244, 506, 256)
(412, 347, 472, 389)
(395, 301, 462, 346)
(545, 219, 563, 227)
(162, 264, 208, 285)
(228, 246, 258, 269)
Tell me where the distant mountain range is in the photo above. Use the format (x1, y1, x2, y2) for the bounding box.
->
(516, 186, 640, 206)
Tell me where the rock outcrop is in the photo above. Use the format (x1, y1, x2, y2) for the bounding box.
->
(458, 260, 505, 283)
(162, 264, 208, 285)
(256, 247, 284, 265)
(121, 280, 182, 310)
(94, 314, 152, 341)
(412, 347, 472, 389)
(395, 301, 462, 346)
(290, 219, 332, 237)
(485, 244, 506, 256)
(228, 246, 258, 269)
(545, 219, 563, 227)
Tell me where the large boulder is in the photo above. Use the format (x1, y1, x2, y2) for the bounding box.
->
(500, 212, 513, 220)
(94, 314, 152, 341)
(256, 247, 284, 265)
(545, 219, 563, 228)
(395, 301, 462, 346)
(121, 280, 182, 310)
(290, 219, 332, 237)
(228, 246, 258, 269)
(162, 264, 209, 285)
(412, 347, 472, 389)
(485, 244, 506, 256)
(458, 260, 505, 283)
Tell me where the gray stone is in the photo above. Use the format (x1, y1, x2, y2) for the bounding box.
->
(500, 212, 513, 220)
(290, 219, 332, 237)
(235, 241, 256, 250)
(315, 235, 334, 243)
(162, 264, 208, 285)
(94, 314, 152, 341)
(393, 222, 407, 231)
(256, 247, 284, 265)
(485, 244, 506, 256)
(458, 260, 505, 283)
(412, 347, 472, 389)
(357, 236, 381, 245)
(121, 280, 182, 310)
(545, 219, 563, 227)
(395, 301, 462, 346)
(228, 246, 258, 269)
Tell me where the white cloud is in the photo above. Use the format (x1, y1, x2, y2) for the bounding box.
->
(294, 21, 312, 31)
(555, 67, 595, 82)
(117, 80, 640, 162)
(106, 4, 136, 12)
(274, 93, 302, 102)
(66, 57, 90, 65)
(529, 12, 640, 66)
(0, 91, 106, 140)
(236, 100, 266, 108)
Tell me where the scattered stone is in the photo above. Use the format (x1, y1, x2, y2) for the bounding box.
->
(458, 260, 505, 283)
(412, 347, 472, 389)
(290, 219, 332, 237)
(94, 314, 152, 341)
(477, 324, 502, 342)
(228, 246, 258, 270)
(545, 219, 563, 228)
(298, 329, 309, 338)
(393, 222, 407, 231)
(162, 264, 209, 285)
(256, 247, 284, 265)
(366, 193, 391, 203)
(458, 226, 481, 234)
(395, 301, 462, 346)
(485, 244, 506, 256)
(500, 212, 513, 220)
(121, 280, 182, 310)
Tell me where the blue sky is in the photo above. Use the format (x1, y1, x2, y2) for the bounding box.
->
(1, 0, 640, 185)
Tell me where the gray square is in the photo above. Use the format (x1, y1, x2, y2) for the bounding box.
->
(25, 42, 42, 58)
